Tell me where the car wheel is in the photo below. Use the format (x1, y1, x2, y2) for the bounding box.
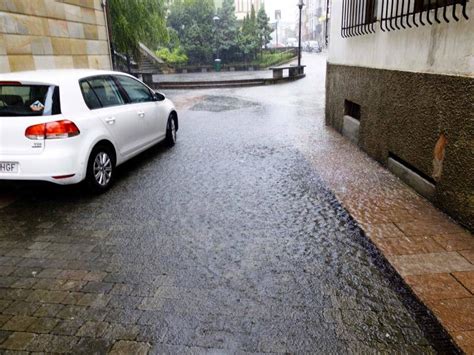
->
(165, 115, 177, 147)
(86, 145, 115, 193)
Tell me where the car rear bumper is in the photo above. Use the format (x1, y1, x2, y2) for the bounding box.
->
(0, 148, 85, 185)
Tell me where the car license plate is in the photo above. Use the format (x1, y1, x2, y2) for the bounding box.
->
(0, 162, 18, 174)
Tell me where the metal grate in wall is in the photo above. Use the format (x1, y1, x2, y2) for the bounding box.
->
(341, 0, 378, 37)
(341, 0, 470, 38)
(380, 0, 470, 32)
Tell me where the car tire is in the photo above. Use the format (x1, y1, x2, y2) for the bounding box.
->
(165, 114, 177, 147)
(85, 145, 115, 193)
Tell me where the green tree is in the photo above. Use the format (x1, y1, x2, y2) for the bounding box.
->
(239, 6, 259, 61)
(167, 0, 215, 65)
(257, 5, 272, 51)
(215, 0, 239, 62)
(109, 0, 168, 59)
(249, 5, 257, 38)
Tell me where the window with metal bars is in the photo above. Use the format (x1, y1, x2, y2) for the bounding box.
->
(380, 0, 469, 32)
(341, 0, 470, 37)
(341, 0, 378, 37)
(415, 0, 463, 12)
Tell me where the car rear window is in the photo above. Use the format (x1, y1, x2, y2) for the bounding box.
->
(0, 84, 61, 117)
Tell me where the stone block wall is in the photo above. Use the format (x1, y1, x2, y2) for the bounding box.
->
(0, 0, 111, 72)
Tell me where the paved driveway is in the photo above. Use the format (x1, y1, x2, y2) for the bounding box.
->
(0, 54, 453, 353)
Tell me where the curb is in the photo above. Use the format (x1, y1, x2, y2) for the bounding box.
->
(152, 74, 306, 90)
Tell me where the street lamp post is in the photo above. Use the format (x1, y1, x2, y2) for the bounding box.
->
(297, 0, 305, 69)
(213, 15, 220, 60)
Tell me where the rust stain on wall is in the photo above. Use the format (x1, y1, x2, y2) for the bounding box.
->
(433, 133, 447, 182)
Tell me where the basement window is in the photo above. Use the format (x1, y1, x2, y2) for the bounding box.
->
(387, 152, 436, 200)
(389, 153, 436, 185)
(344, 100, 361, 121)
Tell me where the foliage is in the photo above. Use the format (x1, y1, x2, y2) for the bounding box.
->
(165, 0, 273, 65)
(251, 51, 296, 68)
(156, 47, 189, 65)
(238, 6, 259, 62)
(167, 0, 215, 65)
(215, 0, 240, 63)
(257, 5, 273, 50)
(109, 0, 168, 58)
(167, 28, 181, 52)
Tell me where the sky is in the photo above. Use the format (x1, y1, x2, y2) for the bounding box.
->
(264, 0, 299, 24)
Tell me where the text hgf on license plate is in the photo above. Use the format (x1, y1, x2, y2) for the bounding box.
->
(0, 162, 18, 173)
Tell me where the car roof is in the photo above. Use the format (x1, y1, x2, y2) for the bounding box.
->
(0, 69, 132, 86)
(0, 69, 143, 115)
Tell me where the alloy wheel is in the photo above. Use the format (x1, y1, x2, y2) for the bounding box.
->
(170, 118, 177, 143)
(93, 152, 112, 186)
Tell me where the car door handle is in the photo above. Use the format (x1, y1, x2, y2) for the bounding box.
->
(137, 111, 145, 118)
(105, 117, 116, 125)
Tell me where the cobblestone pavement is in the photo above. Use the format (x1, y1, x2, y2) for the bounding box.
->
(0, 54, 458, 353)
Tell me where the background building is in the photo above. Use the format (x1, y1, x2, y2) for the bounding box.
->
(301, 0, 324, 43)
(326, 0, 473, 229)
(235, 0, 264, 20)
(300, 0, 330, 46)
(0, 0, 111, 73)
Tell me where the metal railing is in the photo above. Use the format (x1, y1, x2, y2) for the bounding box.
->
(341, 0, 469, 38)
(380, 0, 469, 32)
(341, 0, 377, 38)
(111, 50, 137, 73)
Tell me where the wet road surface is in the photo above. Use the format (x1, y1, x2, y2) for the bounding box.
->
(0, 54, 454, 353)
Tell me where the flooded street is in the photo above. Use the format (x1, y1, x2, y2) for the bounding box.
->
(0, 54, 454, 353)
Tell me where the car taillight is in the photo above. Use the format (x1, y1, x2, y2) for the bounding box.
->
(25, 120, 80, 140)
(24, 124, 46, 140)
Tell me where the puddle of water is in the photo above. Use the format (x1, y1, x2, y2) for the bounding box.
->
(191, 95, 259, 112)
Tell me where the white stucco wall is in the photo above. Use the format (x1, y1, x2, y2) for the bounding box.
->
(328, 0, 474, 77)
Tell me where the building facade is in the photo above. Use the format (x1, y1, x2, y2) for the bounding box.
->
(326, 0, 473, 229)
(0, 0, 111, 73)
(235, 0, 263, 20)
(301, 0, 325, 43)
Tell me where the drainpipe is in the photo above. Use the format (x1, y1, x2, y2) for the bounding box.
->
(325, 0, 330, 48)
(101, 0, 114, 70)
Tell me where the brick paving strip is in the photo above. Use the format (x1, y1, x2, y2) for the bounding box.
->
(296, 127, 474, 353)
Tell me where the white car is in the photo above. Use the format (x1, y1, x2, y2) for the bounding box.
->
(0, 69, 178, 191)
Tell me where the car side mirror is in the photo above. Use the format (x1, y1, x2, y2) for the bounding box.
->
(154, 92, 166, 101)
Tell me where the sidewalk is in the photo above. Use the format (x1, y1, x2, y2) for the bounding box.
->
(294, 122, 474, 353)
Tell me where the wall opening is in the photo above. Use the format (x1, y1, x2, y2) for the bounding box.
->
(342, 99, 361, 144)
(388, 152, 436, 200)
(344, 99, 361, 121)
